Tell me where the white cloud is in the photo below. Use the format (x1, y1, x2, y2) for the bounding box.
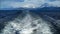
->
(0, 0, 60, 10)
(48, 1, 60, 7)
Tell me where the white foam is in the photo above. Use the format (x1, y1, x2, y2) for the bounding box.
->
(1, 12, 53, 34)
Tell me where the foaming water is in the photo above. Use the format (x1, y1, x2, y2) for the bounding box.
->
(1, 12, 53, 34)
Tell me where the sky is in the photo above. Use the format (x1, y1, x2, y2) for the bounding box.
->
(0, 0, 60, 10)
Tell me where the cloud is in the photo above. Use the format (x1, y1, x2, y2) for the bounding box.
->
(48, 1, 60, 7)
(0, 0, 60, 10)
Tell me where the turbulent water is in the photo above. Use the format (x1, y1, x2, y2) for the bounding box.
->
(1, 12, 54, 34)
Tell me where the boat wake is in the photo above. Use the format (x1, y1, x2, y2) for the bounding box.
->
(1, 12, 54, 34)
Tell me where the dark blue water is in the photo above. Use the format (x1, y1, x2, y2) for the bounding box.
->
(0, 7, 60, 34)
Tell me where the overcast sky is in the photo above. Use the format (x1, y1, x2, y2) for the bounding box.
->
(0, 0, 60, 10)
